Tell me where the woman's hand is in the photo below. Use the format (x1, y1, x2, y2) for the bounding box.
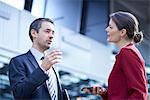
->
(81, 86, 107, 96)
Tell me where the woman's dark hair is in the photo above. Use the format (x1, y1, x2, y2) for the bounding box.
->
(29, 18, 54, 42)
(110, 11, 143, 43)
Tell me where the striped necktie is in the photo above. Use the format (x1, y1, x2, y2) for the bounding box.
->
(47, 71, 57, 100)
(40, 57, 57, 100)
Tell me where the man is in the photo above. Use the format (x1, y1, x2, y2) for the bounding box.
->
(8, 18, 70, 100)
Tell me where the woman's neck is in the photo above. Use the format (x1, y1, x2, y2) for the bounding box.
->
(116, 39, 132, 49)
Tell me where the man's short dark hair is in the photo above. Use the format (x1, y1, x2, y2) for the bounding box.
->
(29, 18, 54, 42)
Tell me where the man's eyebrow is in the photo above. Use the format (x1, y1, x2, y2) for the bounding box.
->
(45, 28, 50, 30)
(45, 28, 54, 32)
(45, 29, 51, 31)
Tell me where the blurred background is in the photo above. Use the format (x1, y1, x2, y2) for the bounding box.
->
(0, 0, 150, 100)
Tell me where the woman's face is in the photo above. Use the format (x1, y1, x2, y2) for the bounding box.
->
(105, 19, 122, 44)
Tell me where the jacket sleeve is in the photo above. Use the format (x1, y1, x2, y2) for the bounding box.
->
(120, 49, 148, 99)
(101, 91, 108, 100)
(8, 57, 49, 98)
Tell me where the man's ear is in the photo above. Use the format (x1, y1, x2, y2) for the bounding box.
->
(31, 29, 37, 39)
(120, 29, 127, 38)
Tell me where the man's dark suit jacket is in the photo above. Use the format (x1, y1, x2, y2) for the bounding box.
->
(8, 51, 70, 100)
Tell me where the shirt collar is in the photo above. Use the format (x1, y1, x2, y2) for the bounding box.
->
(30, 47, 44, 61)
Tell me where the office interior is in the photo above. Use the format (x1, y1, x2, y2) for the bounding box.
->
(0, 0, 150, 99)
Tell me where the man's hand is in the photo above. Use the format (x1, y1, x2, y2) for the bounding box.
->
(41, 50, 62, 71)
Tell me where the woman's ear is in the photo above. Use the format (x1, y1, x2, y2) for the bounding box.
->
(120, 29, 127, 38)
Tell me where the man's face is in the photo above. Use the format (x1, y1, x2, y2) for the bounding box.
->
(33, 21, 55, 51)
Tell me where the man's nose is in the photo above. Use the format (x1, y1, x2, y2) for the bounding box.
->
(49, 32, 54, 38)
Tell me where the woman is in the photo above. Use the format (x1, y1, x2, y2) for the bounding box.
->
(82, 11, 148, 100)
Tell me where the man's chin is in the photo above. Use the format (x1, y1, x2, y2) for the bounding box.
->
(43, 45, 50, 51)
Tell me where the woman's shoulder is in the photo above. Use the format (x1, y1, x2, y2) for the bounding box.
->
(119, 45, 144, 62)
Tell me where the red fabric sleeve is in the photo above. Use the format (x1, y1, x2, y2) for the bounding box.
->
(119, 49, 147, 99)
(101, 91, 108, 100)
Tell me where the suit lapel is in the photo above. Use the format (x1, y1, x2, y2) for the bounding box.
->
(26, 51, 39, 69)
(26, 51, 63, 99)
(26, 51, 51, 97)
